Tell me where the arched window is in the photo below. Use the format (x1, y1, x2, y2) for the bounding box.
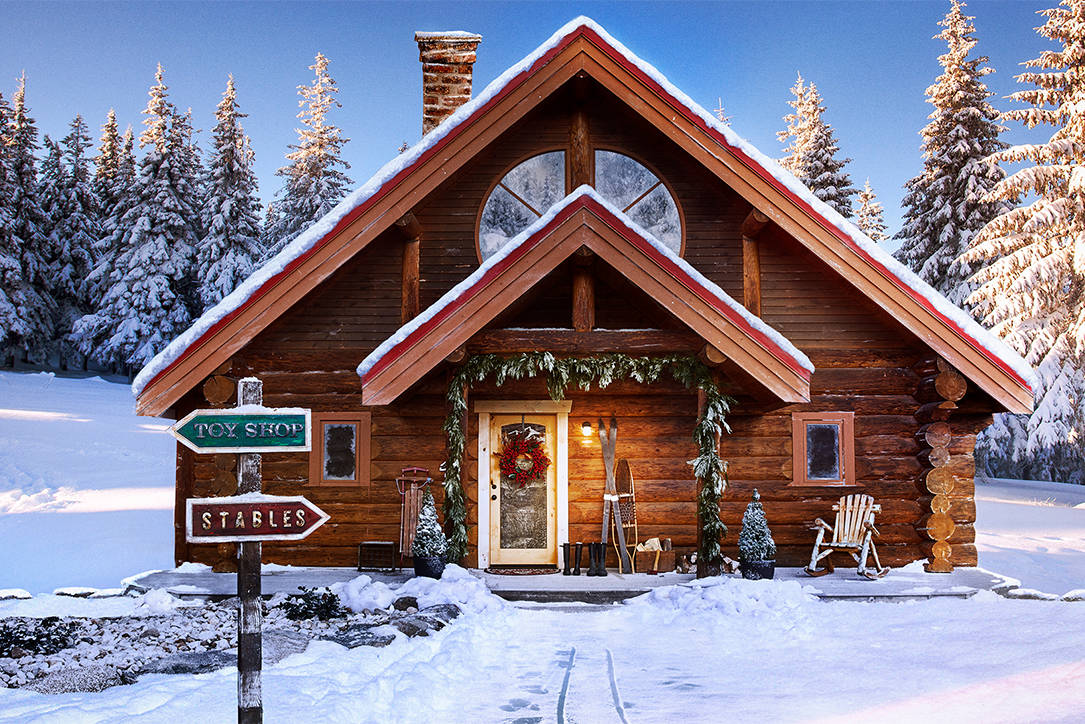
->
(477, 150, 682, 261)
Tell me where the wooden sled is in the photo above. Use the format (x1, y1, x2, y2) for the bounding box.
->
(804, 494, 890, 579)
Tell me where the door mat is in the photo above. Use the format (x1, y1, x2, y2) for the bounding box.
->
(483, 567, 559, 576)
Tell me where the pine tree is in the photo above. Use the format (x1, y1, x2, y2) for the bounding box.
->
(0, 91, 25, 361)
(894, 0, 1007, 310)
(737, 490, 776, 563)
(713, 97, 732, 125)
(93, 109, 122, 212)
(265, 53, 352, 259)
(37, 136, 65, 249)
(962, 0, 1085, 484)
(6, 73, 55, 362)
(854, 179, 888, 242)
(778, 75, 857, 217)
(197, 75, 262, 310)
(73, 65, 200, 370)
(778, 74, 813, 176)
(412, 490, 448, 559)
(52, 115, 101, 362)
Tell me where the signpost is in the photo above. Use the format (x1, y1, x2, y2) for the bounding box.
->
(176, 377, 322, 724)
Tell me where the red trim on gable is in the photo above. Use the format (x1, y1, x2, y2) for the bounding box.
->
(140, 21, 1028, 404)
(575, 27, 1031, 393)
(360, 194, 812, 387)
(137, 29, 586, 398)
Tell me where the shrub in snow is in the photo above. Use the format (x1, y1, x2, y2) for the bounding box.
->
(277, 587, 346, 621)
(0, 616, 78, 658)
(738, 490, 776, 563)
(412, 490, 448, 559)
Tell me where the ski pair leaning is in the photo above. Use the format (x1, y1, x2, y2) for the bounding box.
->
(561, 542, 607, 576)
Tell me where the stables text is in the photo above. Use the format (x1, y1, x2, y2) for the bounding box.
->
(186, 496, 329, 542)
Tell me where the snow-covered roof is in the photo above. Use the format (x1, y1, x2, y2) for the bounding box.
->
(357, 186, 813, 403)
(134, 15, 1033, 414)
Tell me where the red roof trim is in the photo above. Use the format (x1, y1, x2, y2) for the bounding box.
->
(137, 29, 585, 398)
(576, 27, 1031, 393)
(361, 194, 811, 386)
(140, 21, 1028, 402)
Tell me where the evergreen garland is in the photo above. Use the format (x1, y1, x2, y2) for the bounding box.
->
(441, 352, 734, 566)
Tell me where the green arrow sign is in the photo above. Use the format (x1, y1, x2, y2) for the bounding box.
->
(170, 409, 312, 453)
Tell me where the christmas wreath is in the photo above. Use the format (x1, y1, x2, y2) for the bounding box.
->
(498, 429, 550, 487)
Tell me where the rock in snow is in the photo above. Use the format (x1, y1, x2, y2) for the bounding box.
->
(137, 650, 237, 677)
(28, 665, 134, 694)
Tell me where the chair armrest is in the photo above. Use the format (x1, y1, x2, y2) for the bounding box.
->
(864, 520, 881, 537)
(810, 518, 833, 533)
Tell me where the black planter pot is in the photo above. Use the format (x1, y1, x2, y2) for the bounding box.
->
(741, 559, 775, 580)
(413, 555, 446, 579)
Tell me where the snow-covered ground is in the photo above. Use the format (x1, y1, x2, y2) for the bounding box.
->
(0, 372, 175, 594)
(2, 370, 1085, 722)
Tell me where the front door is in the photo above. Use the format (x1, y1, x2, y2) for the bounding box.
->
(488, 414, 558, 566)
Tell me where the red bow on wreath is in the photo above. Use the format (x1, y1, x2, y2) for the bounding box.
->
(498, 429, 550, 488)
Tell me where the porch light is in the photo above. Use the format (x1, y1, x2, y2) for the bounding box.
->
(581, 421, 593, 437)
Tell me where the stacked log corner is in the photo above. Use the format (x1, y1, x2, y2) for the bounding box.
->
(913, 356, 968, 573)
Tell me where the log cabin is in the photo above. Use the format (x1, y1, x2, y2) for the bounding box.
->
(133, 18, 1034, 576)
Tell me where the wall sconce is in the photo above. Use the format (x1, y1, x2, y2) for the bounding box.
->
(581, 421, 593, 437)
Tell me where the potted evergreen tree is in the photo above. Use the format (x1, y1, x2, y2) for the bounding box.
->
(412, 490, 448, 579)
(738, 490, 776, 580)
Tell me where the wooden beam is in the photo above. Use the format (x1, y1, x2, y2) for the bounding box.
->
(569, 109, 592, 188)
(445, 345, 467, 364)
(572, 249, 594, 331)
(742, 235, 762, 317)
(468, 328, 703, 355)
(698, 343, 728, 367)
(741, 208, 768, 317)
(396, 213, 422, 323)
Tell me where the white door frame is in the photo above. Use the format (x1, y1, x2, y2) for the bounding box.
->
(474, 400, 570, 568)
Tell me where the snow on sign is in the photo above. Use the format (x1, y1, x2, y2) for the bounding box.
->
(186, 494, 330, 543)
(170, 408, 311, 453)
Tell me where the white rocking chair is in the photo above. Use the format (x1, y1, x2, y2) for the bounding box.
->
(804, 494, 890, 579)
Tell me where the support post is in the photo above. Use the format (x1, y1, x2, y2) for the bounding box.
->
(236, 378, 263, 724)
(396, 213, 423, 323)
(572, 249, 595, 332)
(741, 209, 769, 317)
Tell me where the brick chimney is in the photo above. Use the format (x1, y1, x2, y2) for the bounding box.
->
(415, 31, 482, 135)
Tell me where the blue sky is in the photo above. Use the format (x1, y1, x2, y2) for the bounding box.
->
(1, 1, 1053, 245)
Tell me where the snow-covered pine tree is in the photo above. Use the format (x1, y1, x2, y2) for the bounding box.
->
(264, 53, 353, 260)
(197, 75, 262, 310)
(51, 115, 101, 365)
(713, 97, 732, 125)
(37, 135, 65, 251)
(778, 75, 857, 218)
(0, 91, 25, 362)
(412, 490, 448, 559)
(6, 74, 55, 362)
(854, 179, 888, 242)
(962, 0, 1085, 484)
(894, 0, 1007, 311)
(777, 74, 812, 176)
(738, 490, 776, 563)
(73, 65, 200, 371)
(79, 121, 136, 356)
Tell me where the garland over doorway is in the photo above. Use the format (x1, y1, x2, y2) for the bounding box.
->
(441, 352, 734, 569)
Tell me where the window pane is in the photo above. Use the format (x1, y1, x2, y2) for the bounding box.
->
(594, 150, 658, 209)
(324, 423, 357, 481)
(501, 151, 565, 213)
(479, 185, 535, 259)
(806, 423, 841, 480)
(628, 184, 681, 254)
(479, 152, 565, 261)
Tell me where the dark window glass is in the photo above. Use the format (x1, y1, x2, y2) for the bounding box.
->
(324, 423, 356, 481)
(806, 423, 841, 480)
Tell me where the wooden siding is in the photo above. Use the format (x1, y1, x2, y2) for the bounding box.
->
(172, 83, 991, 571)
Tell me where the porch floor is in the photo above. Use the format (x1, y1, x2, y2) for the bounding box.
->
(125, 565, 1017, 603)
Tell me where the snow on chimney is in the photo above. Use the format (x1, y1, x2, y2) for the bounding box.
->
(415, 31, 482, 135)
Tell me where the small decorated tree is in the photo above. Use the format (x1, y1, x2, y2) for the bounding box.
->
(412, 490, 448, 578)
(738, 490, 776, 579)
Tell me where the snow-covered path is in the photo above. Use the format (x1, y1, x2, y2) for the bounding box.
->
(3, 580, 1084, 723)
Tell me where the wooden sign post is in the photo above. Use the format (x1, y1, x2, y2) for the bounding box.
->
(177, 377, 325, 724)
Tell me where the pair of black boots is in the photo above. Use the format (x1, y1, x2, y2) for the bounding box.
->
(561, 542, 607, 577)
